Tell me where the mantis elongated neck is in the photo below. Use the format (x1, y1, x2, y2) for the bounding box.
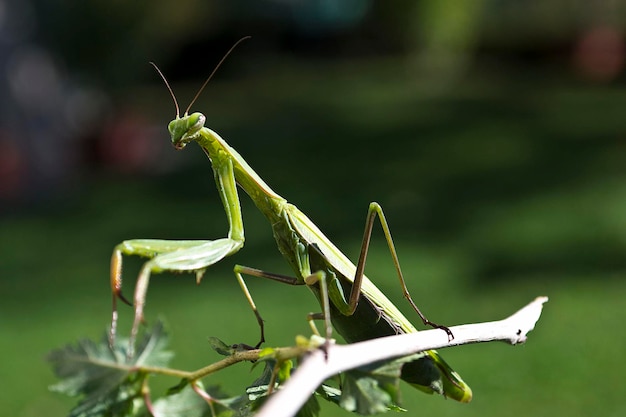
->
(197, 127, 288, 219)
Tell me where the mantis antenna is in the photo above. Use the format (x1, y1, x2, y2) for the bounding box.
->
(150, 35, 251, 118)
(149, 62, 180, 117)
(185, 36, 251, 115)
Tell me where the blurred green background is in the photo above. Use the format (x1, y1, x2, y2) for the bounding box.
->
(1, 1, 625, 416)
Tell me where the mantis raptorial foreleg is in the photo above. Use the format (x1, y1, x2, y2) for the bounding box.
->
(111, 237, 243, 356)
(110, 141, 246, 357)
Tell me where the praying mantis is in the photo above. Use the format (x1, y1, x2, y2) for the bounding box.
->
(109, 39, 472, 402)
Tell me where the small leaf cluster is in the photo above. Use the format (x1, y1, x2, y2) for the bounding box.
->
(48, 323, 406, 417)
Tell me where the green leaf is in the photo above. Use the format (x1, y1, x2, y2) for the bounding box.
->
(219, 393, 255, 417)
(208, 336, 235, 356)
(245, 360, 276, 401)
(338, 357, 405, 415)
(240, 360, 319, 417)
(276, 359, 293, 383)
(153, 383, 234, 417)
(167, 378, 190, 396)
(152, 384, 212, 417)
(340, 374, 392, 415)
(132, 322, 173, 368)
(47, 322, 173, 417)
(316, 383, 342, 405)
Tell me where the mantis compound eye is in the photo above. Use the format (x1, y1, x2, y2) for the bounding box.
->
(168, 113, 206, 149)
(187, 112, 206, 133)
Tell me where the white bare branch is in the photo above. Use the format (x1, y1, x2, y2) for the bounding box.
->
(257, 296, 548, 417)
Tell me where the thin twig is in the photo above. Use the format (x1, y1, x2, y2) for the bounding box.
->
(257, 296, 549, 417)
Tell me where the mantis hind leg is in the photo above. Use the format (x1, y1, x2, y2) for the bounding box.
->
(349, 202, 453, 340)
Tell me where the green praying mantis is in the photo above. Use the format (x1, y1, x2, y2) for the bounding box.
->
(109, 38, 472, 402)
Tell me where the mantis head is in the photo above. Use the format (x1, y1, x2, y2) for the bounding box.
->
(168, 112, 206, 150)
(153, 37, 250, 150)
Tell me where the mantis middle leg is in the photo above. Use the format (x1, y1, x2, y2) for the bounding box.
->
(233, 265, 333, 345)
